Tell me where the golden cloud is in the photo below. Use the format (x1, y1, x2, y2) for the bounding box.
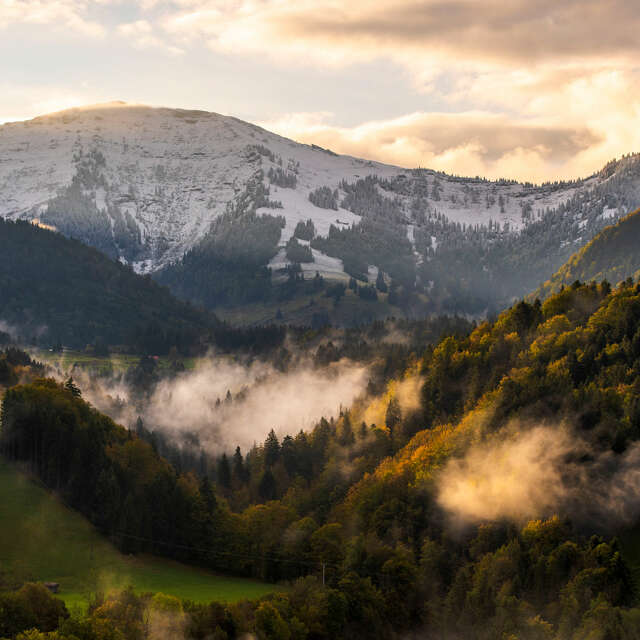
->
(159, 0, 640, 70)
(0, 0, 105, 37)
(155, 0, 640, 180)
(259, 110, 604, 182)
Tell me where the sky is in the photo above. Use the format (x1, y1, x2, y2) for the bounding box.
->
(2, 0, 639, 183)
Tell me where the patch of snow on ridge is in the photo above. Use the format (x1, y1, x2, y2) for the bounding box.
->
(268, 247, 347, 283)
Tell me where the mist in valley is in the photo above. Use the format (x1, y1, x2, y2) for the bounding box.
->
(69, 352, 370, 456)
(437, 421, 640, 532)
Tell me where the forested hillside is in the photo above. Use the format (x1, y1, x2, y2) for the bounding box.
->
(0, 219, 216, 352)
(155, 173, 287, 308)
(5, 279, 640, 637)
(158, 157, 640, 319)
(536, 207, 640, 298)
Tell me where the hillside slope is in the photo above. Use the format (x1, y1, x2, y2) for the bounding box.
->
(7, 283, 640, 637)
(535, 207, 640, 299)
(0, 218, 215, 350)
(0, 459, 277, 608)
(3, 103, 640, 317)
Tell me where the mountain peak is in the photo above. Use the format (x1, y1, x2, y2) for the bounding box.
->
(29, 100, 133, 120)
(23, 101, 228, 125)
(1, 102, 639, 321)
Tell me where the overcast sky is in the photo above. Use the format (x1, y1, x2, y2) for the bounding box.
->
(3, 0, 639, 182)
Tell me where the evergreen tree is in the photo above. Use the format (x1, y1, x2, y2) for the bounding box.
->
(385, 397, 401, 437)
(217, 453, 231, 489)
(232, 446, 246, 484)
(280, 435, 297, 477)
(199, 476, 217, 513)
(258, 468, 276, 502)
(264, 429, 280, 467)
(376, 270, 388, 293)
(340, 413, 355, 446)
(312, 271, 324, 292)
(388, 281, 399, 306)
(64, 377, 81, 398)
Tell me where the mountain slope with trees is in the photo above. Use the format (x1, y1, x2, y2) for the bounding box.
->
(5, 103, 640, 320)
(536, 207, 640, 299)
(0, 219, 217, 351)
(6, 280, 640, 637)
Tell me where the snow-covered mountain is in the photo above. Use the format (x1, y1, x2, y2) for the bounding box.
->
(0, 102, 379, 273)
(2, 102, 640, 315)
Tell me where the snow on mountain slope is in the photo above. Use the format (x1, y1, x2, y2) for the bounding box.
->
(0, 102, 386, 274)
(0, 102, 638, 285)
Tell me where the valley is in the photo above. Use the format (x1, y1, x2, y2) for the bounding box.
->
(3, 107, 640, 640)
(5, 3, 640, 637)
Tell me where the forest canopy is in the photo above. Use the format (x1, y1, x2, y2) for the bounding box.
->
(4, 279, 640, 637)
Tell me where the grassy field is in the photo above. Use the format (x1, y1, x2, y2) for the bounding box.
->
(30, 349, 197, 376)
(217, 287, 401, 327)
(0, 460, 278, 610)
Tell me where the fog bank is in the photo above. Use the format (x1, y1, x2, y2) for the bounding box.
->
(437, 423, 640, 531)
(81, 354, 369, 453)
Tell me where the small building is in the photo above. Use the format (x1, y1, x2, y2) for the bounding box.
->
(44, 582, 60, 594)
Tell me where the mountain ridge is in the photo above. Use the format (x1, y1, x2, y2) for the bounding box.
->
(3, 102, 640, 318)
(0, 217, 217, 350)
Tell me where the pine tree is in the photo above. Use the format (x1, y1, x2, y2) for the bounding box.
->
(232, 446, 246, 484)
(258, 468, 276, 501)
(385, 397, 401, 437)
(64, 377, 81, 398)
(340, 413, 355, 446)
(376, 270, 388, 293)
(264, 429, 280, 467)
(217, 453, 231, 489)
(199, 476, 217, 513)
(280, 435, 297, 477)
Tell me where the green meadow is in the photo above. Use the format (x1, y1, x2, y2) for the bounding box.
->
(0, 460, 278, 610)
(30, 349, 198, 376)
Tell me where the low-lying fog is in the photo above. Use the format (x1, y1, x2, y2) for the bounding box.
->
(73, 353, 370, 454)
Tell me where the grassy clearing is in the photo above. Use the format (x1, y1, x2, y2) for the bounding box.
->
(0, 460, 278, 608)
(217, 288, 400, 327)
(30, 349, 197, 375)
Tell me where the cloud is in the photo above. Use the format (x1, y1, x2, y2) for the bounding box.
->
(80, 354, 369, 454)
(437, 423, 640, 531)
(154, 0, 640, 181)
(0, 83, 108, 124)
(259, 110, 602, 182)
(0, 320, 19, 341)
(4, 0, 640, 182)
(437, 426, 573, 524)
(117, 19, 184, 55)
(157, 0, 640, 70)
(0, 0, 105, 37)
